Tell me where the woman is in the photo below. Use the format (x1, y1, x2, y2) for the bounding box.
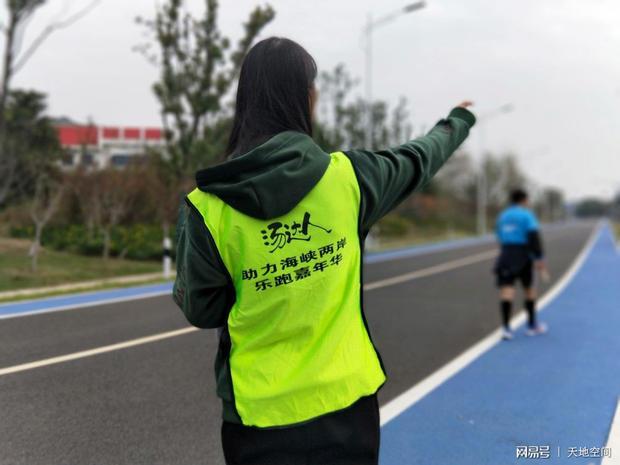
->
(174, 37, 475, 465)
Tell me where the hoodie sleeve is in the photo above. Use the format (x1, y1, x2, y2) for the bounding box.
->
(342, 107, 475, 235)
(173, 201, 235, 329)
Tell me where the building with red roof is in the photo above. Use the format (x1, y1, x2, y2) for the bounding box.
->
(55, 121, 166, 169)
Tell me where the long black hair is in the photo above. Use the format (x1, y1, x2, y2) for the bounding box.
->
(227, 37, 318, 156)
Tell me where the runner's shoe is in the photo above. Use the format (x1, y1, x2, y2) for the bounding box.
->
(526, 322, 548, 336)
(501, 329, 514, 340)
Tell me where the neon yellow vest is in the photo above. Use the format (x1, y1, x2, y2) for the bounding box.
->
(187, 151, 386, 427)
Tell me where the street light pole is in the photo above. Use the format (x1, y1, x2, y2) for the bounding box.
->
(476, 103, 514, 236)
(365, 13, 373, 149)
(476, 123, 488, 236)
(364, 1, 426, 149)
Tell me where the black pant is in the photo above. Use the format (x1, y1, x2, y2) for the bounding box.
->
(221, 394, 380, 465)
(495, 246, 533, 288)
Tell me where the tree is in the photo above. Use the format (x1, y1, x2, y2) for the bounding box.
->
(143, 154, 190, 241)
(0, 0, 101, 206)
(97, 167, 147, 260)
(68, 166, 102, 240)
(136, 0, 275, 176)
(0, 1, 44, 133)
(574, 198, 609, 218)
(28, 171, 63, 271)
(66, 165, 149, 260)
(2, 90, 64, 271)
(2, 90, 60, 200)
(481, 153, 528, 213)
(432, 151, 478, 223)
(315, 64, 357, 151)
(316, 63, 412, 152)
(611, 191, 620, 221)
(388, 97, 413, 147)
(536, 187, 565, 222)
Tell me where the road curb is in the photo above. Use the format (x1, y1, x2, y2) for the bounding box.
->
(0, 271, 175, 301)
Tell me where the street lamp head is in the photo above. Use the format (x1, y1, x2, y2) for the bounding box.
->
(403, 1, 426, 13)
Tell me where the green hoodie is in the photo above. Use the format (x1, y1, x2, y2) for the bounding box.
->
(173, 106, 475, 424)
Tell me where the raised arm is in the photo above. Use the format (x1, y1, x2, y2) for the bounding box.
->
(342, 103, 476, 234)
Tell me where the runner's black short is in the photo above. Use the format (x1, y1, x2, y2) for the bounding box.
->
(494, 245, 534, 288)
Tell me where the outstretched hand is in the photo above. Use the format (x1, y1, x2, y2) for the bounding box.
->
(535, 260, 547, 272)
(456, 101, 474, 109)
(535, 260, 551, 283)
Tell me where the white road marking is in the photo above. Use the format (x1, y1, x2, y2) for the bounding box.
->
(0, 327, 197, 377)
(0, 241, 495, 321)
(379, 222, 601, 425)
(0, 223, 598, 381)
(602, 398, 620, 465)
(364, 250, 497, 291)
(0, 248, 499, 377)
(1, 223, 586, 321)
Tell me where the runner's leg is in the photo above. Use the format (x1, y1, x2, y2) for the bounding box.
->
(500, 286, 515, 331)
(522, 264, 537, 329)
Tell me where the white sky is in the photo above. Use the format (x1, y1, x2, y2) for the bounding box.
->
(4, 0, 620, 200)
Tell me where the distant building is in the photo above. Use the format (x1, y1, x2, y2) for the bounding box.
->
(54, 119, 165, 169)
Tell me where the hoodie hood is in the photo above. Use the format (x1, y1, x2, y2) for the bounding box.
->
(195, 131, 331, 220)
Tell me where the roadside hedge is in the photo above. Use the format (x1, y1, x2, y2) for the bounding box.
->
(10, 224, 174, 261)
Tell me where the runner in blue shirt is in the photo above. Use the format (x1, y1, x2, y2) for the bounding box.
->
(494, 189, 548, 340)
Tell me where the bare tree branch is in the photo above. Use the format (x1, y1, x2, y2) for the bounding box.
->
(12, 0, 102, 73)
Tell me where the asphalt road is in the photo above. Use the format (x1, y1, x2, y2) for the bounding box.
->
(0, 222, 594, 465)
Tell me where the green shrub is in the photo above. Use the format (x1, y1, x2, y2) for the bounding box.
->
(9, 224, 175, 261)
(376, 215, 411, 237)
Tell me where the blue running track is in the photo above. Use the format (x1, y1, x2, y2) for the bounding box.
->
(0, 282, 173, 318)
(381, 225, 620, 464)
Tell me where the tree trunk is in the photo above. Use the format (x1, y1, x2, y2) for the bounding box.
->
(29, 222, 43, 273)
(102, 227, 111, 260)
(0, 13, 18, 207)
(86, 215, 95, 239)
(162, 221, 170, 243)
(0, 156, 15, 206)
(0, 12, 17, 136)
